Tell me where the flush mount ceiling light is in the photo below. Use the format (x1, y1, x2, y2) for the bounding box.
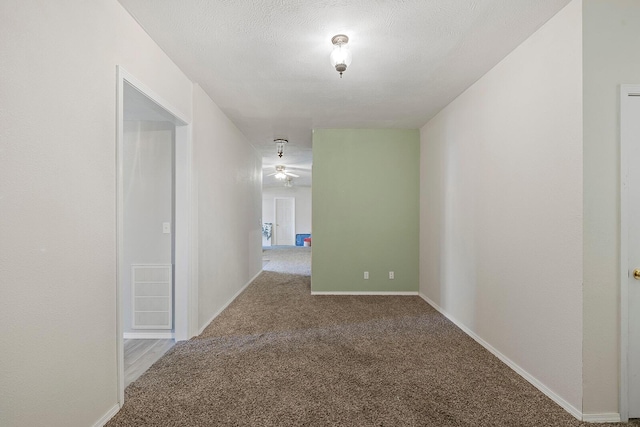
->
(274, 138, 288, 158)
(330, 34, 352, 78)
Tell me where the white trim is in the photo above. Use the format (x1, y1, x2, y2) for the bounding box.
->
(620, 84, 640, 422)
(582, 413, 621, 423)
(174, 123, 195, 341)
(418, 292, 583, 421)
(189, 163, 199, 338)
(92, 404, 120, 427)
(197, 270, 262, 335)
(311, 291, 419, 296)
(620, 84, 630, 423)
(187, 120, 199, 339)
(116, 65, 195, 407)
(116, 65, 126, 407)
(118, 68, 190, 124)
(123, 332, 175, 340)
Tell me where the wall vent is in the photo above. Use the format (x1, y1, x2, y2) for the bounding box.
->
(131, 264, 172, 330)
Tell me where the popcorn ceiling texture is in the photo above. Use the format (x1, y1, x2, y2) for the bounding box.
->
(117, 0, 572, 162)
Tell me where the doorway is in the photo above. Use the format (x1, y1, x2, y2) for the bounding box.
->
(274, 197, 295, 245)
(620, 84, 640, 421)
(116, 67, 194, 405)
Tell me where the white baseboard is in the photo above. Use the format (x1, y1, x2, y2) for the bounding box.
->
(197, 270, 262, 335)
(418, 292, 583, 421)
(92, 403, 120, 427)
(123, 332, 174, 340)
(582, 413, 621, 423)
(311, 291, 419, 296)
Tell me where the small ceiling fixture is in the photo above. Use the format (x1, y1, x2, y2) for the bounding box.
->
(274, 138, 288, 158)
(284, 176, 294, 188)
(330, 34, 352, 78)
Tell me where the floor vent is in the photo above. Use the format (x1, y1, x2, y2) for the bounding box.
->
(131, 264, 172, 330)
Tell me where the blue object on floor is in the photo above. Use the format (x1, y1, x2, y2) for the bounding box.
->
(295, 234, 311, 246)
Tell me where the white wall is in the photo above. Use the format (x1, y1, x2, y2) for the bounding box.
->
(0, 1, 261, 426)
(419, 0, 583, 415)
(123, 121, 174, 333)
(262, 186, 312, 245)
(582, 0, 640, 416)
(0, 2, 191, 425)
(192, 84, 262, 331)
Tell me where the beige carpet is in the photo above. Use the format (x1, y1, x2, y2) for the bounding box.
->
(108, 252, 626, 426)
(262, 246, 311, 275)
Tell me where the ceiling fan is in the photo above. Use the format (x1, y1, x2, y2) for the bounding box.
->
(266, 165, 299, 180)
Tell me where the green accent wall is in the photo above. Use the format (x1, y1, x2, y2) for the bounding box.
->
(312, 129, 420, 292)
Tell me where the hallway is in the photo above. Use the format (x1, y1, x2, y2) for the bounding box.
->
(262, 245, 311, 276)
(106, 247, 618, 426)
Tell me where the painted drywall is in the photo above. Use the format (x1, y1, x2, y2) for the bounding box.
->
(0, 0, 261, 425)
(420, 0, 583, 414)
(582, 0, 640, 415)
(262, 186, 312, 246)
(312, 129, 419, 292)
(123, 121, 174, 333)
(0, 1, 192, 425)
(192, 84, 263, 331)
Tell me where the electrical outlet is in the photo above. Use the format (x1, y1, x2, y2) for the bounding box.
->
(389, 271, 394, 279)
(364, 271, 369, 280)
(162, 222, 171, 234)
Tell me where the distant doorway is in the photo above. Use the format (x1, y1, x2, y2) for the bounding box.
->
(274, 197, 295, 245)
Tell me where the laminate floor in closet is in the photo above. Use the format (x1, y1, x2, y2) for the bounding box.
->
(124, 339, 175, 387)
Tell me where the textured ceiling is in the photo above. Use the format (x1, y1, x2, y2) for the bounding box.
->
(118, 0, 571, 187)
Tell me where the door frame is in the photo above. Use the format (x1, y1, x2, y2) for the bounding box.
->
(273, 197, 295, 245)
(619, 83, 640, 422)
(116, 66, 197, 405)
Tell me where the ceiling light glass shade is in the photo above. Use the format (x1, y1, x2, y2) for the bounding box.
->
(275, 171, 287, 180)
(330, 35, 352, 77)
(274, 138, 288, 158)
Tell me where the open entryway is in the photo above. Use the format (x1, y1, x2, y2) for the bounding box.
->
(620, 84, 640, 421)
(260, 148, 312, 275)
(261, 166, 312, 274)
(116, 67, 194, 404)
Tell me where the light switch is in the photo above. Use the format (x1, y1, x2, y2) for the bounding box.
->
(163, 222, 171, 234)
